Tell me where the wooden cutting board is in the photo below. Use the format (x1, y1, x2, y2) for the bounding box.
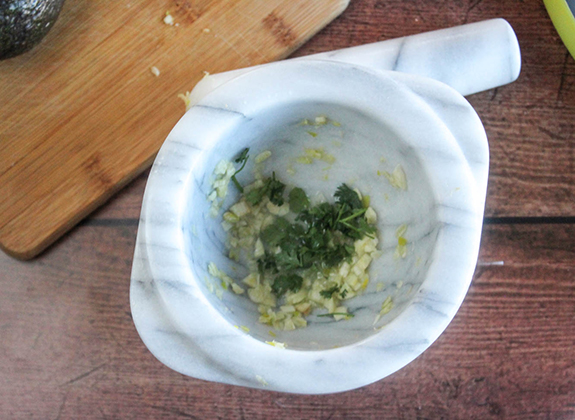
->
(0, 0, 349, 260)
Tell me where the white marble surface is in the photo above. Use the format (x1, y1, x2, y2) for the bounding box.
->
(130, 52, 498, 393)
(188, 18, 521, 106)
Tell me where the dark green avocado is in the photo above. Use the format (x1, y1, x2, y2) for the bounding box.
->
(0, 0, 65, 60)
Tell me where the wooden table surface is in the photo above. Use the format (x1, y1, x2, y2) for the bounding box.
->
(2, 1, 574, 418)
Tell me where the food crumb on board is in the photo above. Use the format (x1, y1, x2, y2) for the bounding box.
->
(178, 91, 193, 110)
(163, 11, 174, 25)
(150, 66, 160, 77)
(203, 28, 211, 33)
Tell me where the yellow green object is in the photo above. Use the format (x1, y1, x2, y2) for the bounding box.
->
(544, 0, 575, 59)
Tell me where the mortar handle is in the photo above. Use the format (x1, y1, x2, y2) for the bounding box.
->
(189, 19, 521, 107)
(308, 18, 521, 96)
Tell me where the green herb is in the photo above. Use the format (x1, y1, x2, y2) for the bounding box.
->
(260, 217, 290, 246)
(320, 285, 341, 299)
(267, 172, 286, 206)
(257, 253, 278, 274)
(231, 148, 250, 192)
(334, 183, 363, 210)
(254, 180, 378, 295)
(245, 185, 266, 206)
(289, 187, 309, 213)
(317, 312, 355, 318)
(297, 186, 376, 240)
(271, 274, 303, 297)
(245, 172, 286, 206)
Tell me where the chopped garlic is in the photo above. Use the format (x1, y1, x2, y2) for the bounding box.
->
(204, 278, 214, 293)
(178, 91, 192, 111)
(298, 148, 336, 166)
(254, 150, 272, 163)
(380, 296, 394, 315)
(208, 262, 234, 285)
(296, 156, 313, 165)
(231, 283, 245, 294)
(365, 207, 377, 224)
(254, 238, 265, 258)
(234, 325, 249, 333)
(163, 11, 174, 25)
(265, 340, 286, 349)
(380, 164, 407, 190)
(230, 201, 250, 218)
(150, 66, 160, 77)
(208, 160, 236, 215)
(395, 224, 408, 238)
(255, 375, 268, 386)
(394, 232, 408, 259)
(266, 201, 289, 216)
(242, 273, 259, 287)
(305, 148, 323, 159)
(374, 296, 394, 324)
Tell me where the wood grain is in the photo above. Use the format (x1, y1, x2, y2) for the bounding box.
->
(2, 0, 575, 418)
(0, 0, 349, 260)
(1, 223, 573, 419)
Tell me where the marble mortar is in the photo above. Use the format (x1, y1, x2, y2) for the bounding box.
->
(130, 19, 521, 394)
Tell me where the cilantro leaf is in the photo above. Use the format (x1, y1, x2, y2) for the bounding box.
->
(289, 187, 309, 213)
(254, 182, 377, 289)
(257, 253, 278, 274)
(244, 172, 286, 206)
(273, 248, 301, 271)
(234, 148, 250, 164)
(335, 184, 363, 210)
(271, 274, 303, 297)
(231, 148, 250, 192)
(320, 285, 341, 299)
(260, 217, 290, 246)
(244, 186, 266, 206)
(267, 172, 286, 206)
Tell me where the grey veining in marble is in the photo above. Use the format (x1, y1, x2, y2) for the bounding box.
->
(130, 20, 521, 394)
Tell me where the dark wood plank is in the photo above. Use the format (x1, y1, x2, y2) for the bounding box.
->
(1, 222, 573, 419)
